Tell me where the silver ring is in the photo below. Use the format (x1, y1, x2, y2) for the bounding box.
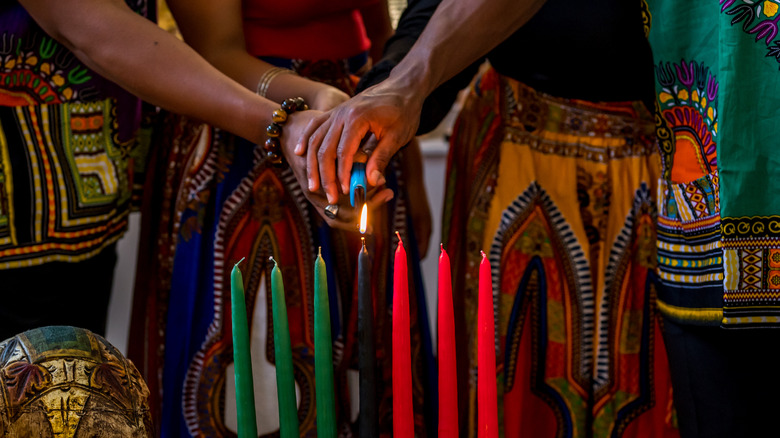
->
(324, 204, 339, 220)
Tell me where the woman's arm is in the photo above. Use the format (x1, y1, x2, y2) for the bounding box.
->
(18, 0, 378, 231)
(19, 0, 274, 144)
(165, 0, 349, 110)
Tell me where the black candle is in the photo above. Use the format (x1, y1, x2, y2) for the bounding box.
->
(357, 237, 377, 436)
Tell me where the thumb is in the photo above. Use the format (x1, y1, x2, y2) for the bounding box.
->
(366, 136, 402, 186)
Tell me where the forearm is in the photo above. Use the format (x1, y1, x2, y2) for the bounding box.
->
(357, 0, 480, 134)
(385, 0, 546, 99)
(166, 0, 345, 109)
(20, 0, 273, 143)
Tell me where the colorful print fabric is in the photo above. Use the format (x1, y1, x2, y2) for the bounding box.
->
(647, 0, 780, 327)
(0, 1, 150, 268)
(128, 59, 436, 437)
(442, 68, 678, 437)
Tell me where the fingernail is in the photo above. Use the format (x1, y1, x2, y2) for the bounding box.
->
(294, 143, 302, 155)
(308, 179, 315, 191)
(327, 192, 337, 204)
(385, 191, 395, 201)
(370, 170, 385, 186)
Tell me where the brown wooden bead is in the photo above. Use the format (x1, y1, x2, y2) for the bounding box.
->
(281, 98, 297, 112)
(264, 137, 280, 153)
(267, 150, 283, 166)
(272, 109, 288, 124)
(293, 97, 306, 109)
(266, 123, 282, 137)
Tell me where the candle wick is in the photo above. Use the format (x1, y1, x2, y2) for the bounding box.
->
(481, 250, 487, 259)
(236, 257, 245, 268)
(440, 243, 444, 252)
(395, 231, 403, 246)
(318, 246, 322, 257)
(269, 256, 278, 267)
(361, 237, 366, 250)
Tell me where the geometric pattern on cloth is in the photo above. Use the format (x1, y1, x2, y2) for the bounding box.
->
(655, 174, 723, 325)
(488, 181, 674, 438)
(489, 182, 593, 438)
(444, 66, 676, 438)
(0, 0, 149, 269)
(489, 181, 595, 390)
(722, 215, 780, 327)
(0, 100, 130, 269)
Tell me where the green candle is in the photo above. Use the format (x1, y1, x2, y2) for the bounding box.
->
(314, 248, 336, 437)
(231, 260, 258, 438)
(270, 257, 299, 437)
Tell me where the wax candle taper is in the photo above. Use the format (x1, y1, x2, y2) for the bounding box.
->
(314, 248, 336, 437)
(357, 236, 377, 437)
(478, 251, 498, 437)
(393, 232, 414, 437)
(438, 245, 458, 437)
(270, 257, 299, 437)
(231, 259, 258, 438)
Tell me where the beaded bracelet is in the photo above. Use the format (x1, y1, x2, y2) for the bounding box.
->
(263, 97, 308, 167)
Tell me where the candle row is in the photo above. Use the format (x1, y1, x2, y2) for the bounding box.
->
(230, 241, 498, 437)
(433, 246, 498, 437)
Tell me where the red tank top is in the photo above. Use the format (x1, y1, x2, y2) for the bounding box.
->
(242, 0, 375, 60)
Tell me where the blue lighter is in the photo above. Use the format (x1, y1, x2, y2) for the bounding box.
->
(349, 150, 369, 208)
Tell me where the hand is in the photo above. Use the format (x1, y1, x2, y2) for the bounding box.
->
(308, 84, 350, 111)
(283, 111, 394, 231)
(295, 80, 425, 204)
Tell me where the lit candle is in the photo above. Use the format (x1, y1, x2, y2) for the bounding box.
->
(270, 257, 299, 437)
(393, 232, 414, 437)
(357, 234, 377, 437)
(231, 260, 258, 438)
(438, 245, 458, 437)
(478, 251, 498, 438)
(314, 248, 336, 437)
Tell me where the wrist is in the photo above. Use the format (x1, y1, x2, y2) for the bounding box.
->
(265, 73, 324, 106)
(263, 97, 309, 167)
(385, 46, 438, 100)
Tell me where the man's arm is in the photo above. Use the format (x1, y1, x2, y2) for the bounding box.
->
(355, 0, 480, 135)
(300, 0, 547, 203)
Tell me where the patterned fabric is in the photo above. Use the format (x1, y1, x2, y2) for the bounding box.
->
(442, 67, 678, 438)
(128, 58, 436, 437)
(0, 1, 152, 269)
(647, 0, 780, 327)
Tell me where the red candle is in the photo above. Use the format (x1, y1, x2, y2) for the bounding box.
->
(478, 250, 498, 438)
(438, 244, 458, 437)
(393, 232, 414, 437)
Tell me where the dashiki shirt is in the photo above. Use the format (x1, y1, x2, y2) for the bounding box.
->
(128, 57, 437, 437)
(441, 67, 678, 437)
(0, 1, 151, 269)
(646, 0, 780, 327)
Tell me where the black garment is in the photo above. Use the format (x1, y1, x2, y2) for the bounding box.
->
(661, 317, 780, 438)
(358, 0, 655, 132)
(0, 243, 117, 341)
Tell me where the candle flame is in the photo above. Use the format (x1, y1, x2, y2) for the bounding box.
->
(359, 203, 368, 234)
